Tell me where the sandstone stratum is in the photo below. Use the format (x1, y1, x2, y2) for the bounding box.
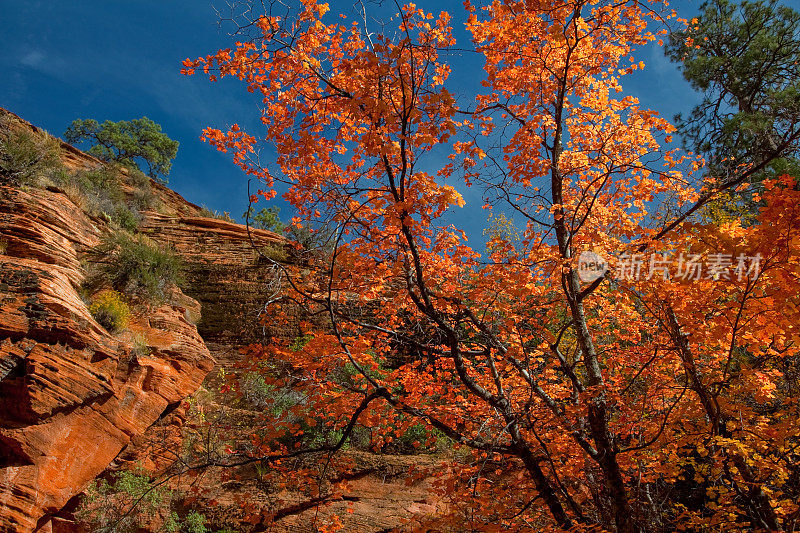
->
(0, 110, 217, 532)
(0, 109, 441, 532)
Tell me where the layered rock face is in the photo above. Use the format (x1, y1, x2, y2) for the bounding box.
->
(168, 451, 443, 533)
(139, 213, 297, 362)
(0, 185, 214, 531)
(0, 109, 442, 532)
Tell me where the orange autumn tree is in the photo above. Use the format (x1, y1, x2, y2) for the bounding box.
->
(183, 0, 800, 530)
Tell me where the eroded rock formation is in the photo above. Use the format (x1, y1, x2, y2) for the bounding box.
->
(0, 108, 441, 533)
(0, 158, 214, 531)
(139, 213, 291, 352)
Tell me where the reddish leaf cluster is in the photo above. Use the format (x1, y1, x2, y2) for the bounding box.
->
(185, 1, 800, 530)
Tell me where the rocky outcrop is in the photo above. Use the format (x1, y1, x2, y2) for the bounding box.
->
(0, 185, 214, 532)
(0, 108, 443, 533)
(157, 451, 443, 532)
(0, 109, 303, 531)
(266, 453, 443, 532)
(139, 213, 298, 356)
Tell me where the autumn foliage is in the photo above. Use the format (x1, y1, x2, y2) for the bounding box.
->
(184, 0, 800, 530)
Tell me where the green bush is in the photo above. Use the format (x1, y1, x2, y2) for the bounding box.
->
(89, 290, 131, 333)
(289, 333, 313, 352)
(261, 242, 289, 262)
(78, 467, 216, 533)
(396, 423, 430, 453)
(82, 167, 123, 197)
(48, 166, 72, 187)
(242, 205, 285, 232)
(112, 203, 141, 232)
(238, 371, 308, 417)
(0, 122, 64, 186)
(78, 468, 172, 533)
(89, 232, 183, 302)
(162, 513, 181, 533)
(242, 204, 335, 260)
(130, 333, 150, 362)
(132, 186, 157, 211)
(52, 166, 127, 223)
(128, 166, 150, 188)
(199, 204, 234, 222)
(163, 511, 209, 533)
(70, 164, 160, 227)
(285, 222, 335, 256)
(239, 371, 273, 410)
(183, 511, 209, 533)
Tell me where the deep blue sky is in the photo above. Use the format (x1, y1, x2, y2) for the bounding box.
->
(2, 0, 786, 236)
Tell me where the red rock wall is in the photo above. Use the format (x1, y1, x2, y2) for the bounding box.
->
(0, 108, 442, 533)
(139, 213, 298, 358)
(0, 186, 214, 532)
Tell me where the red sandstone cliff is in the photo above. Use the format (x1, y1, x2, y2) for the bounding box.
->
(0, 112, 216, 532)
(0, 109, 442, 533)
(139, 213, 290, 352)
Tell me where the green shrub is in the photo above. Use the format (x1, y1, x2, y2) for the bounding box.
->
(78, 467, 214, 533)
(163, 513, 181, 533)
(285, 222, 335, 256)
(242, 204, 335, 260)
(289, 333, 313, 352)
(199, 204, 234, 222)
(90, 290, 131, 333)
(0, 123, 64, 186)
(239, 371, 306, 416)
(70, 164, 161, 225)
(77, 468, 171, 533)
(183, 511, 209, 533)
(239, 371, 272, 409)
(49, 166, 72, 187)
(81, 167, 123, 197)
(397, 423, 430, 453)
(65, 166, 129, 220)
(130, 333, 150, 362)
(89, 232, 183, 302)
(128, 166, 150, 188)
(163, 511, 209, 533)
(261, 243, 289, 262)
(112, 203, 141, 232)
(242, 205, 285, 232)
(132, 186, 157, 211)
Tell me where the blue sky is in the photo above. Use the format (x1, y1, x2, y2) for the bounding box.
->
(1, 0, 780, 239)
